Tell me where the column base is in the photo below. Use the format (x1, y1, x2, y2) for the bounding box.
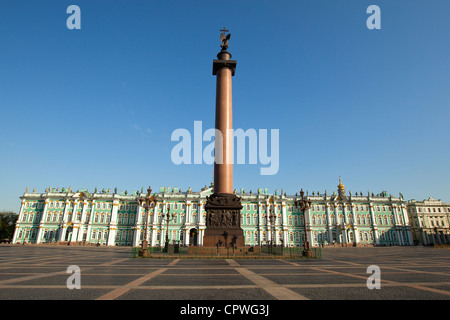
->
(203, 193, 245, 248)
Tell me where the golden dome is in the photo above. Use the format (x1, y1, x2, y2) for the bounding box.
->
(338, 177, 345, 190)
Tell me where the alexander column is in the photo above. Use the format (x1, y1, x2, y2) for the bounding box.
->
(203, 28, 245, 248)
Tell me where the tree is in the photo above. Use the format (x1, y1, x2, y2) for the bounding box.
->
(0, 211, 18, 242)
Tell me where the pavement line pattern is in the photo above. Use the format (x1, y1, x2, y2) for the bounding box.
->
(226, 259, 309, 300)
(1, 246, 449, 300)
(100, 258, 131, 266)
(0, 267, 90, 285)
(167, 259, 180, 266)
(95, 268, 168, 300)
(295, 262, 450, 298)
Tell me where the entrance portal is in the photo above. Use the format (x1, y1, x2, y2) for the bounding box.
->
(189, 228, 198, 246)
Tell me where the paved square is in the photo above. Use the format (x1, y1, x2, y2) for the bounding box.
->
(0, 245, 449, 301)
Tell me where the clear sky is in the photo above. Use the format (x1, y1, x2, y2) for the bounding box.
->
(1, 0, 449, 212)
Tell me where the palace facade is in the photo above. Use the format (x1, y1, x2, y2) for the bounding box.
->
(406, 197, 450, 245)
(12, 180, 414, 247)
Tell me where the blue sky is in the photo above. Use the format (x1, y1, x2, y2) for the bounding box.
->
(1, 0, 449, 212)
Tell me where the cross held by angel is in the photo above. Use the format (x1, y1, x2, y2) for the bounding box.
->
(220, 27, 231, 50)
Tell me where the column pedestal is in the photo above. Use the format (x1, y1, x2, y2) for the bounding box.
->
(203, 193, 245, 248)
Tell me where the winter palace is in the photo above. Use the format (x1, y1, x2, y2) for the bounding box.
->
(12, 179, 437, 247)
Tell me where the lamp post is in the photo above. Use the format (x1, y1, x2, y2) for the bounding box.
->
(267, 197, 277, 253)
(294, 189, 312, 257)
(136, 186, 157, 257)
(162, 203, 175, 253)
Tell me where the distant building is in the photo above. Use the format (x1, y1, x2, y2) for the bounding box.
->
(406, 197, 450, 245)
(12, 180, 413, 247)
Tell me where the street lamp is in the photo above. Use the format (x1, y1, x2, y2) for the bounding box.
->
(162, 203, 175, 253)
(268, 197, 276, 254)
(136, 186, 157, 257)
(294, 189, 312, 257)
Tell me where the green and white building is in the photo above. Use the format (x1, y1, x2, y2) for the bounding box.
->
(12, 180, 414, 247)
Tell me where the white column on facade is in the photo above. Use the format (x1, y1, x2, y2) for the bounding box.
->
(272, 203, 277, 245)
(133, 203, 142, 247)
(58, 200, 70, 242)
(325, 204, 333, 243)
(18, 199, 26, 222)
(150, 202, 159, 246)
(77, 200, 88, 241)
(198, 201, 205, 246)
(351, 204, 360, 245)
(184, 228, 189, 246)
(267, 203, 272, 244)
(12, 200, 26, 244)
(304, 207, 313, 247)
(281, 202, 288, 247)
(107, 199, 119, 246)
(257, 202, 262, 246)
(85, 200, 95, 242)
(369, 202, 380, 245)
(341, 204, 348, 245)
(401, 205, 414, 245)
(262, 201, 268, 245)
(69, 200, 80, 243)
(36, 199, 49, 244)
(160, 202, 167, 246)
(390, 204, 402, 245)
(133, 228, 141, 247)
(186, 202, 191, 225)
